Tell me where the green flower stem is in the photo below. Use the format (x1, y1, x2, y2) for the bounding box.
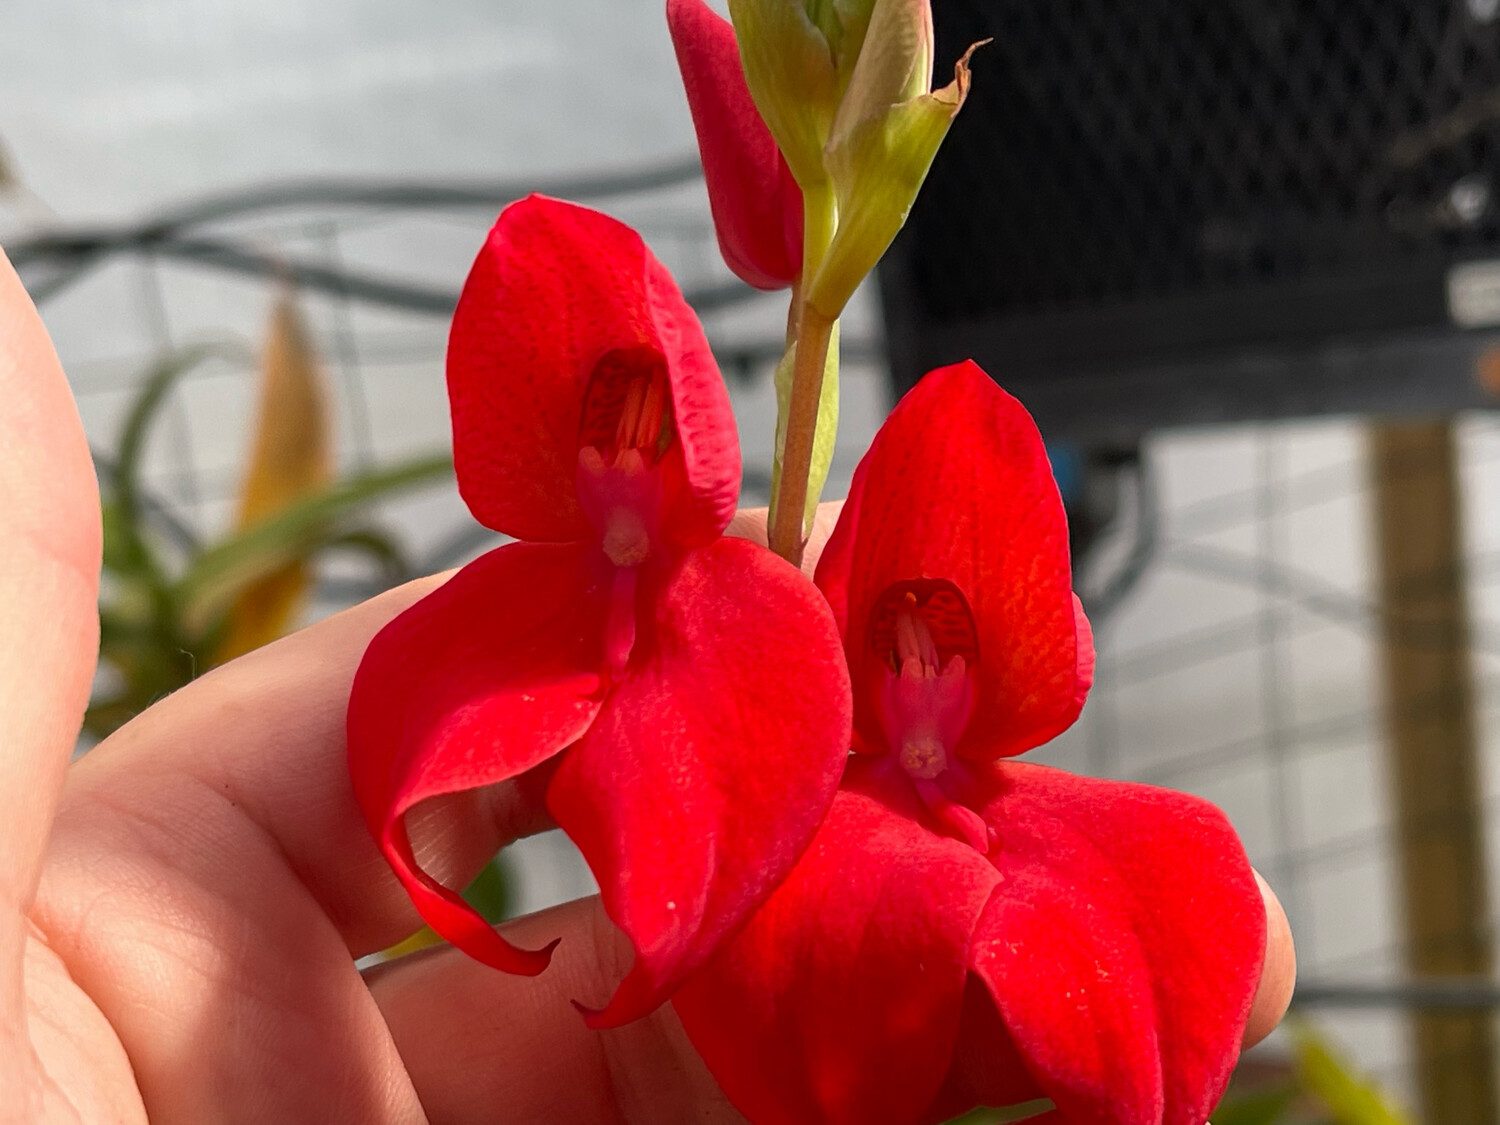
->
(770, 179, 841, 567)
(768, 300, 836, 566)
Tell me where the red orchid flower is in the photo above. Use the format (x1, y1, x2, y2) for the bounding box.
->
(674, 361, 1267, 1125)
(667, 0, 804, 290)
(346, 194, 851, 1027)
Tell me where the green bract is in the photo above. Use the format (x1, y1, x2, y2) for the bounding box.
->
(810, 39, 979, 317)
(728, 0, 981, 318)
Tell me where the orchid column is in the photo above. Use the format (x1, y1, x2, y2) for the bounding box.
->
(669, 0, 982, 566)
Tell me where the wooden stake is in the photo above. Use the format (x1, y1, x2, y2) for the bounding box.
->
(1371, 420, 1497, 1125)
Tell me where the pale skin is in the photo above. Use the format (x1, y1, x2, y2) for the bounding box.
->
(0, 248, 1295, 1124)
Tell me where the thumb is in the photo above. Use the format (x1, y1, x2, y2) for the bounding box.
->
(0, 249, 100, 1016)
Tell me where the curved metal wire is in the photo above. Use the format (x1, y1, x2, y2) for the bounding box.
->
(10, 155, 763, 314)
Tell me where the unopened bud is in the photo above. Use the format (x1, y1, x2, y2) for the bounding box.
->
(809, 36, 985, 317)
(831, 0, 933, 137)
(727, 0, 841, 191)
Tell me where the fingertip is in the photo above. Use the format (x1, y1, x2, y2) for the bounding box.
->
(725, 500, 845, 578)
(1244, 870, 1296, 1048)
(724, 506, 769, 547)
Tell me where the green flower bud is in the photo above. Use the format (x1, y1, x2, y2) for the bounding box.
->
(727, 0, 983, 314)
(832, 0, 932, 128)
(727, 0, 841, 191)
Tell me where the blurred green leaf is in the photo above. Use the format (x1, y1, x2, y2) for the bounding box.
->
(88, 341, 452, 741)
(1292, 1020, 1414, 1125)
(101, 498, 162, 582)
(114, 344, 238, 517)
(321, 528, 412, 584)
(174, 454, 453, 636)
(1212, 1083, 1300, 1125)
(463, 854, 514, 925)
(95, 452, 202, 555)
(102, 345, 235, 602)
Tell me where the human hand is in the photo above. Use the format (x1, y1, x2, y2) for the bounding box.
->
(1, 249, 1293, 1124)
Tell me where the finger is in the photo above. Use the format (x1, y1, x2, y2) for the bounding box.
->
(35, 575, 537, 1124)
(0, 250, 99, 992)
(370, 896, 745, 1125)
(725, 500, 843, 576)
(45, 571, 543, 958)
(1244, 871, 1296, 1048)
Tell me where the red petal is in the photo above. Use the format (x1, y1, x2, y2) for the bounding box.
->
(448, 194, 739, 545)
(921, 976, 1045, 1124)
(667, 0, 803, 290)
(347, 542, 608, 974)
(969, 762, 1266, 1125)
(820, 361, 1088, 760)
(547, 536, 851, 1026)
(811, 445, 866, 646)
(675, 763, 998, 1125)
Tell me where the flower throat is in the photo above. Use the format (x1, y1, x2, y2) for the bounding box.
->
(870, 579, 987, 850)
(576, 346, 679, 678)
(578, 347, 675, 468)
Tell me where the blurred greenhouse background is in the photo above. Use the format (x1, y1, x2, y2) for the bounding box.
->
(7, 1, 1500, 1121)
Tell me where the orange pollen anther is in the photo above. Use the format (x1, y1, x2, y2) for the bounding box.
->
(616, 370, 671, 455)
(578, 346, 675, 466)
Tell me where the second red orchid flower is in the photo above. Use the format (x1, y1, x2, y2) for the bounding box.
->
(347, 195, 851, 1027)
(675, 362, 1267, 1125)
